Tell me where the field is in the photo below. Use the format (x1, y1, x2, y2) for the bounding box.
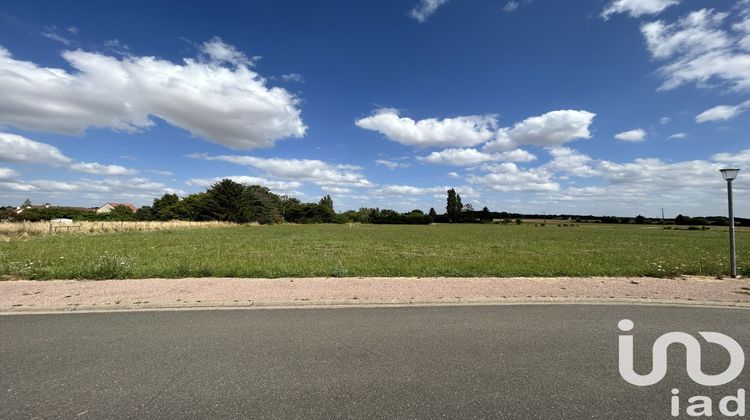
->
(0, 223, 748, 280)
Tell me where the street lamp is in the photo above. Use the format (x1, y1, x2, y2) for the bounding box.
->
(720, 168, 740, 278)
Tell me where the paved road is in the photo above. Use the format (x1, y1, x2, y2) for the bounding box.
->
(2, 305, 749, 418)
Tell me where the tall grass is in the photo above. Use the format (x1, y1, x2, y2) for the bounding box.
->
(0, 220, 236, 239)
(0, 223, 747, 279)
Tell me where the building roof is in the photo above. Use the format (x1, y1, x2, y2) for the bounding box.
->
(104, 203, 138, 212)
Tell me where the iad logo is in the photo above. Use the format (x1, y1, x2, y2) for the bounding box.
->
(617, 319, 746, 417)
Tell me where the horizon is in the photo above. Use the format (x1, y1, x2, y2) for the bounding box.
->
(0, 0, 748, 218)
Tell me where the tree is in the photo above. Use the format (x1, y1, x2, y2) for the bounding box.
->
(319, 195, 334, 212)
(634, 215, 646, 224)
(108, 205, 136, 221)
(151, 193, 182, 220)
(428, 207, 437, 221)
(464, 203, 474, 212)
(21, 199, 31, 208)
(206, 179, 246, 222)
(446, 189, 459, 222)
(481, 206, 491, 222)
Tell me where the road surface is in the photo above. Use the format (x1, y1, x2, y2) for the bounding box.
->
(2, 304, 749, 418)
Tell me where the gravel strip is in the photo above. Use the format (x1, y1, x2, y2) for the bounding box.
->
(1, 276, 749, 313)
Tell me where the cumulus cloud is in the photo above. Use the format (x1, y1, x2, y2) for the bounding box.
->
(0, 167, 19, 181)
(614, 128, 647, 142)
(376, 184, 479, 199)
(355, 109, 498, 148)
(484, 110, 596, 150)
(641, 9, 750, 92)
(418, 147, 536, 166)
(418, 148, 499, 166)
(695, 100, 750, 122)
(0, 132, 72, 165)
(0, 39, 306, 149)
(544, 147, 599, 177)
(0, 176, 184, 205)
(712, 148, 750, 167)
(193, 154, 372, 188)
(409, 0, 450, 22)
(467, 163, 559, 192)
(0, 132, 137, 176)
(70, 162, 138, 176)
(602, 0, 681, 19)
(668, 132, 687, 139)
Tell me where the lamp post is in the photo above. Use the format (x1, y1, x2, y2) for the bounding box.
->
(720, 168, 740, 278)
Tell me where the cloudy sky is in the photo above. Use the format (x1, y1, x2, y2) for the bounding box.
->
(0, 0, 748, 217)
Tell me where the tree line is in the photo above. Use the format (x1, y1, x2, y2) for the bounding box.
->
(2, 181, 745, 226)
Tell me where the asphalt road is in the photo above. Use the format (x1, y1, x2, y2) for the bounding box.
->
(2, 305, 749, 419)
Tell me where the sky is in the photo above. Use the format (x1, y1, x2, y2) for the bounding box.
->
(0, 0, 748, 217)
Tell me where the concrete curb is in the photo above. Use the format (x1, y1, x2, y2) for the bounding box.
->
(4, 296, 750, 315)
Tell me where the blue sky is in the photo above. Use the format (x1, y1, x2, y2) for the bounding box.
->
(0, 0, 748, 217)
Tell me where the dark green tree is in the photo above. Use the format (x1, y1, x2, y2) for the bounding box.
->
(319, 195, 334, 212)
(152, 193, 181, 220)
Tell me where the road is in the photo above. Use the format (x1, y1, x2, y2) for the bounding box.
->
(2, 304, 749, 418)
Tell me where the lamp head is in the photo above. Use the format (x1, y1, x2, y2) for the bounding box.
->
(720, 168, 740, 181)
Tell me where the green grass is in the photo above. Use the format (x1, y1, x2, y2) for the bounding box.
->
(0, 224, 748, 279)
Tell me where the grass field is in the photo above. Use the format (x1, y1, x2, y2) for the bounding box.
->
(0, 224, 748, 280)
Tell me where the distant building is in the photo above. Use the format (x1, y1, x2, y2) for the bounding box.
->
(96, 203, 137, 214)
(15, 204, 50, 214)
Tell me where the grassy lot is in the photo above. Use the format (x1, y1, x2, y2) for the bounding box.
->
(0, 224, 748, 279)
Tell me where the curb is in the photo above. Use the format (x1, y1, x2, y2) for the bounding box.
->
(3, 296, 750, 315)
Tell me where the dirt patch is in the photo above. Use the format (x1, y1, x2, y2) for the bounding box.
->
(1, 276, 749, 313)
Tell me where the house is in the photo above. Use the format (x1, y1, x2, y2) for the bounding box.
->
(96, 203, 137, 214)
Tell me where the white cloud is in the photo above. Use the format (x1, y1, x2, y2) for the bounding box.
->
(418, 147, 537, 166)
(194, 154, 372, 188)
(544, 147, 599, 177)
(0, 132, 71, 165)
(0, 176, 184, 206)
(695, 100, 750, 122)
(418, 148, 498, 166)
(497, 148, 538, 163)
(70, 162, 138, 176)
(641, 9, 750, 92)
(280, 73, 304, 83)
(355, 108, 497, 148)
(447, 171, 460, 178)
(660, 116, 671, 124)
(503, 1, 519, 13)
(614, 128, 647, 142)
(0, 167, 19, 181)
(199, 37, 251, 66)
(668, 132, 688, 139)
(376, 184, 479, 198)
(0, 132, 137, 176)
(321, 186, 351, 194)
(484, 110, 596, 150)
(712, 148, 750, 167)
(0, 39, 306, 149)
(409, 0, 450, 22)
(375, 159, 410, 170)
(467, 163, 559, 192)
(602, 0, 681, 19)
(185, 175, 301, 193)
